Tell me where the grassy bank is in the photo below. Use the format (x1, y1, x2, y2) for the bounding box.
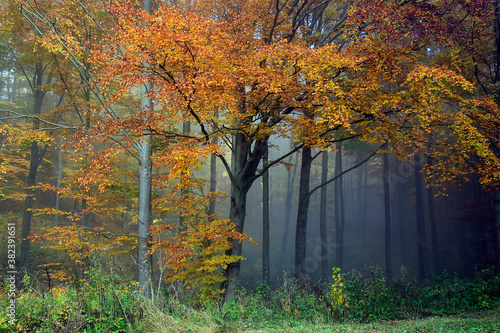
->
(2, 265, 499, 332)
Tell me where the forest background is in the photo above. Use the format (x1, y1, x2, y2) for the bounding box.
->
(0, 0, 500, 331)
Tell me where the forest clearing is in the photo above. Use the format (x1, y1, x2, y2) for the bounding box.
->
(0, 0, 499, 332)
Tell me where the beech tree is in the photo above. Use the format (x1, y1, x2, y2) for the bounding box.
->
(9, 0, 500, 301)
(83, 0, 497, 296)
(10, 0, 253, 299)
(0, 1, 59, 280)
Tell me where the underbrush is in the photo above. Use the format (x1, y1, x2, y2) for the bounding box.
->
(1, 266, 499, 332)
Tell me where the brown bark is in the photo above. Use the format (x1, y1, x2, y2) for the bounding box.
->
(383, 154, 392, 281)
(295, 147, 312, 280)
(334, 142, 345, 269)
(19, 63, 49, 280)
(262, 146, 270, 285)
(414, 154, 427, 280)
(320, 151, 329, 282)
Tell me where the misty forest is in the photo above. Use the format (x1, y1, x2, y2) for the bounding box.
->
(1, 0, 500, 332)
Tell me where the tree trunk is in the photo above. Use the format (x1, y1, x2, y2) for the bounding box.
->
(427, 178, 439, 274)
(223, 133, 267, 301)
(414, 154, 427, 280)
(137, 0, 153, 299)
(137, 91, 152, 299)
(137, 81, 153, 298)
(493, 0, 500, 276)
(54, 137, 63, 226)
(295, 147, 312, 280)
(362, 163, 368, 247)
(383, 153, 392, 281)
(496, 187, 500, 276)
(19, 142, 42, 277)
(19, 63, 48, 281)
(225, 180, 249, 301)
(334, 142, 345, 269)
(262, 146, 270, 285)
(320, 151, 329, 282)
(280, 148, 298, 266)
(179, 121, 191, 231)
(209, 136, 218, 216)
(396, 161, 407, 267)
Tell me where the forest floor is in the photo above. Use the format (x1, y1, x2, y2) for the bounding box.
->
(244, 311, 500, 332)
(139, 307, 500, 333)
(4, 267, 500, 332)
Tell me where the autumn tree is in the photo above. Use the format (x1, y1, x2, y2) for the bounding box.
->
(0, 1, 60, 280)
(12, 0, 500, 300)
(90, 0, 500, 295)
(89, 0, 360, 299)
(10, 0, 255, 298)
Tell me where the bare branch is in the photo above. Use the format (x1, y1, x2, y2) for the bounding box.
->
(0, 109, 82, 130)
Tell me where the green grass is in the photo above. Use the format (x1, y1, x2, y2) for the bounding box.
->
(135, 307, 500, 332)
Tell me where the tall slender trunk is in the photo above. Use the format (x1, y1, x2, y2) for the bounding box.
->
(137, 84, 153, 298)
(19, 142, 42, 276)
(383, 153, 392, 281)
(54, 137, 63, 226)
(209, 136, 218, 216)
(280, 149, 298, 266)
(362, 163, 368, 247)
(334, 142, 345, 269)
(178, 121, 191, 231)
(493, 0, 500, 276)
(136, 0, 153, 299)
(295, 147, 312, 279)
(208, 109, 219, 217)
(495, 187, 500, 276)
(396, 161, 407, 266)
(414, 154, 427, 280)
(262, 146, 270, 285)
(123, 176, 132, 230)
(19, 63, 48, 281)
(320, 151, 329, 281)
(427, 166, 439, 274)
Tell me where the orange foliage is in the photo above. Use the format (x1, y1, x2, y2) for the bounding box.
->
(6, 0, 499, 291)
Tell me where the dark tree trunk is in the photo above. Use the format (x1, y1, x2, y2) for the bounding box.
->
(320, 151, 329, 281)
(427, 156, 440, 274)
(225, 184, 248, 301)
(178, 120, 191, 231)
(362, 163, 368, 247)
(396, 161, 407, 267)
(493, 0, 500, 276)
(414, 154, 427, 280)
(383, 154, 392, 281)
(280, 149, 298, 266)
(19, 63, 49, 281)
(495, 187, 500, 276)
(262, 146, 270, 285)
(19, 142, 45, 276)
(223, 133, 267, 301)
(209, 136, 218, 216)
(295, 147, 313, 280)
(335, 142, 345, 269)
(54, 137, 63, 226)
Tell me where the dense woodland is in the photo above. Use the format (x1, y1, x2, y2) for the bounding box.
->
(0, 0, 500, 331)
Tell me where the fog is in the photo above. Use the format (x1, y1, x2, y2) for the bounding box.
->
(210, 137, 496, 288)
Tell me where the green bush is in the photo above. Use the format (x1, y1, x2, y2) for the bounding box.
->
(341, 266, 500, 322)
(0, 260, 144, 332)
